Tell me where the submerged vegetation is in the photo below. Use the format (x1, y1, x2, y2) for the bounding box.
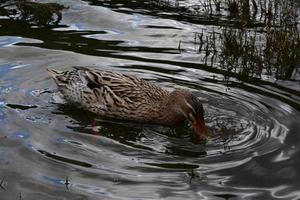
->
(195, 0, 300, 80)
(218, 27, 299, 80)
(0, 0, 66, 25)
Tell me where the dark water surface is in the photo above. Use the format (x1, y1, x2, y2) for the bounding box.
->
(0, 1, 300, 199)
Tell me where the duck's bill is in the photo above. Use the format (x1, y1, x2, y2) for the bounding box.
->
(192, 119, 208, 140)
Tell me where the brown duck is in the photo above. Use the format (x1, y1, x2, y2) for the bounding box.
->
(47, 67, 208, 140)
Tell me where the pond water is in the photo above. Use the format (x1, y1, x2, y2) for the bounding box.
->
(0, 0, 300, 199)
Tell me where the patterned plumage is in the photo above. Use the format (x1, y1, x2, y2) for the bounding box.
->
(47, 67, 208, 139)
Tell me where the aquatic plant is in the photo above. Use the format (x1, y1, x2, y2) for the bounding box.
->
(227, 0, 239, 17)
(264, 26, 300, 79)
(0, 0, 67, 25)
(219, 28, 263, 79)
(192, 0, 300, 80)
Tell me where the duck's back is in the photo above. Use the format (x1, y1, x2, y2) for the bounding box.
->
(48, 67, 171, 123)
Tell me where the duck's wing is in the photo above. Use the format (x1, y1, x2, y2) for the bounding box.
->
(74, 67, 169, 110)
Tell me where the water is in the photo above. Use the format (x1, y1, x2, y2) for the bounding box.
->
(0, 1, 300, 199)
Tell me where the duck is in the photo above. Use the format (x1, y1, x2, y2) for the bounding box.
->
(47, 67, 208, 140)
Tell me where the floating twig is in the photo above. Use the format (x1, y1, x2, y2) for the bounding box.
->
(65, 176, 70, 190)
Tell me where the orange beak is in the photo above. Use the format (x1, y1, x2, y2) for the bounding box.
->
(192, 118, 208, 140)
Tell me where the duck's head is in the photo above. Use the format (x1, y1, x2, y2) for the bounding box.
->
(171, 90, 208, 140)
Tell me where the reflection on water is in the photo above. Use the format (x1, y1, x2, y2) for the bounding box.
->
(0, 0, 300, 199)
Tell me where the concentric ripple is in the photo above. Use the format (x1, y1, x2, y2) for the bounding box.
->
(202, 85, 288, 164)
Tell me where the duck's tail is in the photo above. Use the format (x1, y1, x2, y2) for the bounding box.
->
(47, 68, 63, 79)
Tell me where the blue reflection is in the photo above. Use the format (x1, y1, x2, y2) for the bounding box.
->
(53, 137, 67, 144)
(42, 175, 64, 186)
(0, 101, 6, 123)
(27, 143, 35, 150)
(0, 63, 16, 77)
(15, 130, 30, 139)
(74, 23, 85, 30)
(0, 63, 30, 79)
(0, 36, 22, 47)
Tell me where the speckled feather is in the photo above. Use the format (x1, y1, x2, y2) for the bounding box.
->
(47, 67, 186, 125)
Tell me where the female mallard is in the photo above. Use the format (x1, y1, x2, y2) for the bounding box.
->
(47, 67, 208, 140)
